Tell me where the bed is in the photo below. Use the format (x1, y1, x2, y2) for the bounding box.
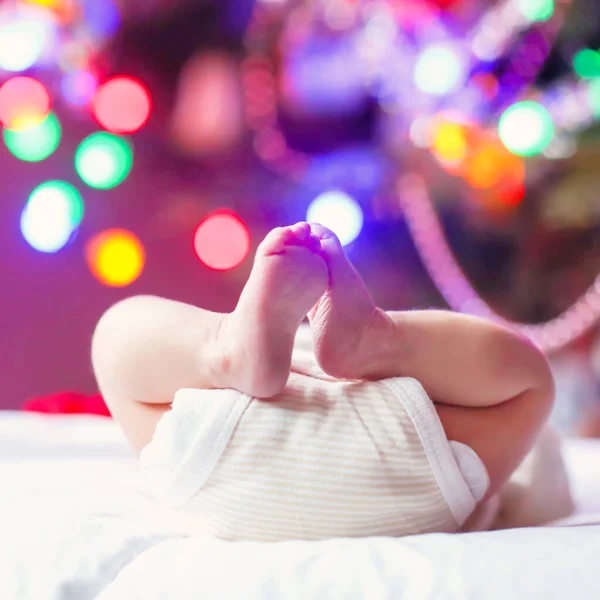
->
(1, 410, 599, 600)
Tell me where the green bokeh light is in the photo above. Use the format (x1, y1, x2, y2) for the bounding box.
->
(28, 180, 85, 230)
(3, 112, 61, 162)
(573, 49, 600, 79)
(75, 132, 133, 189)
(518, 0, 554, 22)
(498, 101, 555, 157)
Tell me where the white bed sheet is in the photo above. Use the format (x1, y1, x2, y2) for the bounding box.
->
(0, 411, 599, 600)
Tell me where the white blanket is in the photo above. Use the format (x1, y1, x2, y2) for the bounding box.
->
(1, 412, 599, 600)
(98, 527, 600, 600)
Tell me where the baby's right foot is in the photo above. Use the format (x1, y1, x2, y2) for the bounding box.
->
(218, 223, 328, 398)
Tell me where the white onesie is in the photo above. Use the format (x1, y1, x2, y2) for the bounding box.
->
(140, 358, 489, 542)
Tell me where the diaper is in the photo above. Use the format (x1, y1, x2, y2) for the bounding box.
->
(140, 371, 489, 542)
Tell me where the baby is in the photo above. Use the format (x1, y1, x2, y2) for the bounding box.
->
(92, 222, 554, 541)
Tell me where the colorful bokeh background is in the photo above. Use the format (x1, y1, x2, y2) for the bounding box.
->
(2, 0, 600, 434)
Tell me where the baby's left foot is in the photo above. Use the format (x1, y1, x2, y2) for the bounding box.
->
(308, 224, 394, 380)
(219, 223, 328, 398)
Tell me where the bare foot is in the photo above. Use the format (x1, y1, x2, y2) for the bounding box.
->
(219, 223, 328, 398)
(307, 224, 394, 380)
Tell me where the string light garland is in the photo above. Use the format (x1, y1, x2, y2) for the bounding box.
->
(397, 174, 600, 353)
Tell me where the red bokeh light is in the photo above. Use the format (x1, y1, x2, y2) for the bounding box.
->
(194, 211, 251, 271)
(0, 77, 51, 130)
(92, 76, 151, 134)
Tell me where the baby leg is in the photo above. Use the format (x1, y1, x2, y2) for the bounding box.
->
(93, 223, 327, 454)
(308, 224, 554, 498)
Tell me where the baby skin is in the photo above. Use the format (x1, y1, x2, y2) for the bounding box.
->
(92, 223, 554, 501)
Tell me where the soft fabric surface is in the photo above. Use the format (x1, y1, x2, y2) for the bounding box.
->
(1, 411, 599, 600)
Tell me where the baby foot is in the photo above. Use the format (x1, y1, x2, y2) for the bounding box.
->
(307, 224, 394, 380)
(220, 223, 328, 398)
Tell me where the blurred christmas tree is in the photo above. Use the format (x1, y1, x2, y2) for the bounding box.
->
(234, 0, 600, 351)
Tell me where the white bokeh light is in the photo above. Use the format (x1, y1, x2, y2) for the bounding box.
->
(306, 190, 364, 246)
(414, 43, 466, 96)
(0, 7, 55, 72)
(21, 187, 73, 253)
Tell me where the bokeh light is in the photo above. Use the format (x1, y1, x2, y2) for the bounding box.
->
(0, 77, 51, 129)
(573, 49, 600, 79)
(59, 39, 91, 72)
(305, 146, 388, 194)
(589, 79, 600, 118)
(194, 211, 251, 271)
(86, 229, 145, 287)
(61, 70, 97, 107)
(283, 38, 366, 116)
(21, 181, 84, 253)
(21, 0, 61, 8)
(431, 121, 468, 167)
(75, 132, 133, 189)
(498, 101, 555, 156)
(414, 44, 466, 96)
(518, 0, 555, 23)
(0, 7, 55, 72)
(471, 73, 500, 101)
(3, 112, 61, 162)
(306, 190, 363, 246)
(492, 178, 526, 209)
(409, 117, 431, 148)
(465, 140, 525, 190)
(83, 0, 120, 38)
(92, 76, 151, 134)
